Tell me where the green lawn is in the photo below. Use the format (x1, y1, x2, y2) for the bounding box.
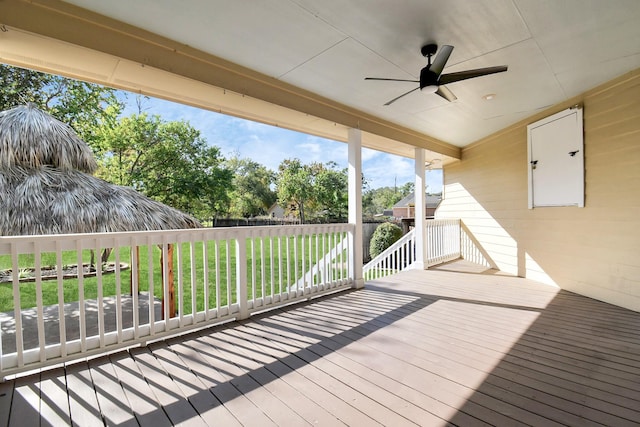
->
(0, 234, 348, 313)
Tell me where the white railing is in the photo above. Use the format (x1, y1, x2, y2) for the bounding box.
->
(426, 218, 461, 267)
(363, 219, 462, 280)
(0, 223, 354, 377)
(364, 229, 416, 280)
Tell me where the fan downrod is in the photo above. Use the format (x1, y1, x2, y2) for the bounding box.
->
(420, 43, 438, 58)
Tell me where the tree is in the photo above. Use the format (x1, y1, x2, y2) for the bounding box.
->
(95, 113, 233, 218)
(276, 158, 314, 222)
(0, 64, 123, 148)
(1, 65, 233, 218)
(362, 181, 416, 218)
(276, 159, 348, 223)
(314, 161, 348, 221)
(226, 156, 277, 217)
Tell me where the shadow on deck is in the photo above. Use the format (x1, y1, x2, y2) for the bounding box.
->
(1, 260, 639, 426)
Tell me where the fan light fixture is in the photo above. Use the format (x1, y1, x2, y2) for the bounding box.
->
(365, 44, 508, 105)
(420, 85, 439, 94)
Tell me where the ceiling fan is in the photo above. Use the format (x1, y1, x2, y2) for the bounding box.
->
(365, 43, 508, 105)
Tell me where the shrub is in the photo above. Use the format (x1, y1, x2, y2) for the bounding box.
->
(369, 222, 403, 259)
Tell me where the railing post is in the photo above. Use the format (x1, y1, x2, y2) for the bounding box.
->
(235, 237, 249, 320)
(348, 128, 364, 289)
(414, 148, 427, 270)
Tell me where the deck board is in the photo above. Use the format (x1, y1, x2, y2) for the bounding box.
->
(3, 260, 640, 426)
(38, 367, 71, 427)
(65, 361, 103, 426)
(108, 351, 172, 427)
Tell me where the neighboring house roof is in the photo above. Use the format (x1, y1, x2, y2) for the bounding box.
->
(383, 192, 442, 218)
(393, 192, 442, 209)
(267, 203, 286, 218)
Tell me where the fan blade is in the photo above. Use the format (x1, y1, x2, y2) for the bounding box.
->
(435, 85, 457, 102)
(439, 65, 508, 85)
(384, 87, 420, 106)
(430, 45, 454, 77)
(365, 77, 419, 83)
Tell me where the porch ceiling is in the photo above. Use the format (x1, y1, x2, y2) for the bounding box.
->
(1, 1, 640, 164)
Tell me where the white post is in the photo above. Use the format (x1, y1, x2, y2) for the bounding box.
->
(348, 128, 364, 289)
(236, 237, 249, 319)
(414, 148, 427, 269)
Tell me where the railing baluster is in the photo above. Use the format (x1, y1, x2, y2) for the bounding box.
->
(34, 245, 45, 361)
(132, 244, 141, 339)
(294, 234, 299, 295)
(277, 236, 283, 297)
(56, 241, 66, 357)
(76, 240, 86, 353)
(269, 236, 274, 300)
(190, 240, 197, 323)
(214, 240, 220, 315)
(236, 236, 248, 320)
(0, 224, 356, 376)
(145, 241, 153, 337)
(115, 243, 122, 344)
(203, 239, 210, 321)
(177, 241, 185, 327)
(225, 239, 231, 309)
(10, 244, 23, 367)
(96, 240, 105, 348)
(286, 235, 291, 295)
(301, 234, 306, 294)
(261, 237, 266, 303)
(250, 238, 256, 307)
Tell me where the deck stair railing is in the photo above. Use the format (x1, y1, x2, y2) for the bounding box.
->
(0, 223, 354, 378)
(364, 229, 416, 280)
(364, 218, 462, 280)
(295, 235, 349, 289)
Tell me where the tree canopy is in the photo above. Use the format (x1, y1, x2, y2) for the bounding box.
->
(226, 156, 277, 218)
(276, 159, 348, 223)
(94, 112, 232, 217)
(0, 64, 122, 148)
(362, 182, 414, 218)
(1, 64, 421, 223)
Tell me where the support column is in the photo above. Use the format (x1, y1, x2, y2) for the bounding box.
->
(414, 148, 427, 270)
(348, 128, 364, 289)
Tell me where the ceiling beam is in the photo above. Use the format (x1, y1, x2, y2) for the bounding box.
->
(0, 0, 460, 159)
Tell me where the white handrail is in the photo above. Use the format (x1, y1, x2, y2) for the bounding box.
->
(363, 219, 462, 280)
(0, 223, 354, 378)
(364, 229, 416, 280)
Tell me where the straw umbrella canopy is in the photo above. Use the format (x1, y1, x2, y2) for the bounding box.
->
(0, 104, 201, 236)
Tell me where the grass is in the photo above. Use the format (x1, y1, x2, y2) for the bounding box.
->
(0, 234, 348, 314)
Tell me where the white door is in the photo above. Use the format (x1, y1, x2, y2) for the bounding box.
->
(528, 108, 584, 208)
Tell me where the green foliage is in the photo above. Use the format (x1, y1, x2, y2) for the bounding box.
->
(226, 156, 277, 217)
(369, 222, 403, 259)
(277, 158, 314, 222)
(363, 183, 413, 218)
(276, 159, 348, 223)
(314, 161, 348, 221)
(0, 64, 123, 149)
(94, 112, 233, 218)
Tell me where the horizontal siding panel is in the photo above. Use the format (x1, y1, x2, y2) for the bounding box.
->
(442, 69, 640, 311)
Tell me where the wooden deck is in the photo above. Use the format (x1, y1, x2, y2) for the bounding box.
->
(1, 260, 639, 426)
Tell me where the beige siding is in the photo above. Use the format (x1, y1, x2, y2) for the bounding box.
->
(437, 69, 640, 311)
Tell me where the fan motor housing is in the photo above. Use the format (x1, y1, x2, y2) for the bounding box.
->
(420, 67, 438, 90)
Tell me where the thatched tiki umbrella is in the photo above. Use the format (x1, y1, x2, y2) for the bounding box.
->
(0, 104, 201, 318)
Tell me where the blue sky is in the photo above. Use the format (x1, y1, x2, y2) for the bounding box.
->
(120, 94, 443, 192)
